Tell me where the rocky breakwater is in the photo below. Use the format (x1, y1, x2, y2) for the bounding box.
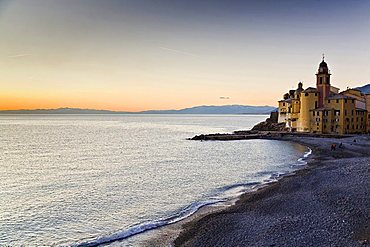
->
(189, 131, 280, 141)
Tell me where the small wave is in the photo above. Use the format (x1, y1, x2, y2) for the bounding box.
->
(263, 147, 312, 183)
(216, 181, 261, 192)
(304, 147, 313, 158)
(70, 199, 224, 247)
(269, 171, 289, 180)
(297, 147, 312, 163)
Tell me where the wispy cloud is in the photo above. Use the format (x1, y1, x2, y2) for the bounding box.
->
(27, 74, 38, 80)
(8, 54, 32, 58)
(159, 47, 198, 57)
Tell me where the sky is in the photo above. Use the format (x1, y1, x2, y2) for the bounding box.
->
(1, 0, 370, 111)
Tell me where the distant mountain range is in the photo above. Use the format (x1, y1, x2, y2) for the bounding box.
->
(141, 105, 276, 114)
(0, 108, 123, 114)
(356, 84, 370, 94)
(0, 105, 276, 115)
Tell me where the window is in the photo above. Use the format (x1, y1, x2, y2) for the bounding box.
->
(336, 99, 339, 103)
(305, 93, 308, 96)
(313, 112, 315, 116)
(345, 110, 347, 115)
(352, 110, 354, 115)
(328, 100, 331, 103)
(352, 99, 355, 103)
(283, 103, 285, 106)
(315, 93, 318, 96)
(345, 99, 347, 103)
(315, 101, 318, 108)
(320, 77, 323, 84)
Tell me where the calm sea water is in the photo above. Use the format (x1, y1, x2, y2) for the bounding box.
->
(0, 115, 309, 246)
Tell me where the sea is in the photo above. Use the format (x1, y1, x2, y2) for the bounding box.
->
(0, 114, 311, 246)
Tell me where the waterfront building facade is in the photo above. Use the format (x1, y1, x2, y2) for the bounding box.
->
(278, 58, 369, 134)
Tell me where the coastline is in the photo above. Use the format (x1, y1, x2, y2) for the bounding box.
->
(146, 134, 370, 247)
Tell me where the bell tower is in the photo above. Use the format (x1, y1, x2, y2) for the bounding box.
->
(316, 54, 331, 107)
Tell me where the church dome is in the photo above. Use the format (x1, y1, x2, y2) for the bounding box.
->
(319, 60, 327, 68)
(318, 58, 329, 73)
(294, 82, 304, 97)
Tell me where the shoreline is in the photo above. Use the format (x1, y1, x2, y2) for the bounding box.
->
(146, 133, 370, 247)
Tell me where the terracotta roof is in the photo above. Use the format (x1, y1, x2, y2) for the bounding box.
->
(303, 87, 318, 93)
(327, 94, 353, 100)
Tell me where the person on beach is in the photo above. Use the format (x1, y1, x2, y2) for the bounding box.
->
(331, 143, 336, 151)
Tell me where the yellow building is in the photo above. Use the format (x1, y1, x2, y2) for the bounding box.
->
(278, 58, 369, 134)
(366, 94, 370, 131)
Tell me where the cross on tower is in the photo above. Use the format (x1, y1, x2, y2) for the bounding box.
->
(322, 53, 325, 61)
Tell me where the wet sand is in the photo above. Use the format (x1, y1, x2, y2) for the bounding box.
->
(148, 134, 370, 247)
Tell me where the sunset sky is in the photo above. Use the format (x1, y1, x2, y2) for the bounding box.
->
(1, 0, 370, 111)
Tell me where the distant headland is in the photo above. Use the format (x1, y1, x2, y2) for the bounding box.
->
(0, 105, 276, 115)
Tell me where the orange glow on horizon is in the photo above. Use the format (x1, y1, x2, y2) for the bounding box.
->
(0, 88, 278, 112)
(0, 97, 278, 112)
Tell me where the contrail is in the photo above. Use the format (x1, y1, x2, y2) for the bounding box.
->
(159, 47, 198, 57)
(8, 54, 32, 58)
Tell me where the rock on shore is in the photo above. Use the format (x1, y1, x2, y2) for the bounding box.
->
(251, 118, 286, 131)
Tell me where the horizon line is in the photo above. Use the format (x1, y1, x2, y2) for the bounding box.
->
(0, 104, 277, 113)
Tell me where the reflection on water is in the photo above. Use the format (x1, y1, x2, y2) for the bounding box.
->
(0, 114, 306, 246)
